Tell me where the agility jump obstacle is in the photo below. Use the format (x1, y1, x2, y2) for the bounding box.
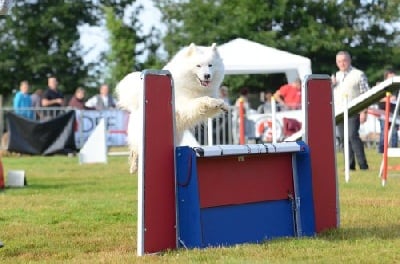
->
(137, 71, 338, 256)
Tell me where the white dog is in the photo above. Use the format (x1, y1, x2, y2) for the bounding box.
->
(116, 43, 227, 173)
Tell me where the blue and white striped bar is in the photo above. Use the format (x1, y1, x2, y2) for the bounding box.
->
(194, 142, 302, 157)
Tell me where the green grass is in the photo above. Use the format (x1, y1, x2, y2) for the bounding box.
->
(1, 149, 400, 263)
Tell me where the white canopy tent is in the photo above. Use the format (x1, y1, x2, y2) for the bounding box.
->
(218, 38, 312, 82)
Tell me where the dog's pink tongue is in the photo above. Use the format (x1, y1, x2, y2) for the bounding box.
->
(201, 80, 211, 87)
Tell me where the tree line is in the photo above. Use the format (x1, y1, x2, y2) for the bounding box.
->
(1, 0, 400, 101)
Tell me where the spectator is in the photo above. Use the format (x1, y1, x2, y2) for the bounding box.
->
(332, 50, 369, 170)
(234, 87, 250, 111)
(68, 87, 87, 110)
(273, 78, 302, 110)
(30, 88, 43, 120)
(85, 84, 116, 110)
(257, 90, 275, 114)
(219, 85, 231, 105)
(31, 88, 42, 108)
(13, 80, 34, 119)
(233, 87, 251, 143)
(41, 76, 64, 119)
(377, 68, 398, 153)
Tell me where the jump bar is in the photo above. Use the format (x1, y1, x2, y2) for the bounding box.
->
(193, 142, 302, 157)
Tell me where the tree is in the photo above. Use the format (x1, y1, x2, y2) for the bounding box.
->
(0, 0, 96, 99)
(103, 6, 141, 88)
(102, 3, 164, 89)
(155, 0, 400, 95)
(0, 0, 134, 102)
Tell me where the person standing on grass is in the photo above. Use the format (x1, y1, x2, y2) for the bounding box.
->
(332, 50, 369, 171)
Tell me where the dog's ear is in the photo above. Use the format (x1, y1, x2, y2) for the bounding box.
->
(186, 43, 197, 56)
(211, 43, 221, 57)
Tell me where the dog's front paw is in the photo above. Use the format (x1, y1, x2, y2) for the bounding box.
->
(211, 98, 229, 112)
(200, 97, 229, 116)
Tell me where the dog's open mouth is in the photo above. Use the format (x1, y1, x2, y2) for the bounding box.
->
(198, 78, 211, 87)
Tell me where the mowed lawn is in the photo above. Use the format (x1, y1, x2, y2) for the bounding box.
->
(1, 148, 400, 263)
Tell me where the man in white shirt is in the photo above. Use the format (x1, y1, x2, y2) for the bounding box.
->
(332, 51, 369, 170)
(85, 84, 116, 110)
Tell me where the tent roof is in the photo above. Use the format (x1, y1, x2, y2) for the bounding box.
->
(218, 38, 312, 82)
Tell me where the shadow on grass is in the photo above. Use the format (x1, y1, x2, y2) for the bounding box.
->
(318, 224, 400, 241)
(4, 181, 93, 191)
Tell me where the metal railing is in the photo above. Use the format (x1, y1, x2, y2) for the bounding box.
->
(0, 106, 243, 150)
(0, 107, 129, 150)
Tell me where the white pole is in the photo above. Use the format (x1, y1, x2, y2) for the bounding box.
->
(271, 97, 277, 143)
(207, 118, 213, 146)
(344, 94, 350, 183)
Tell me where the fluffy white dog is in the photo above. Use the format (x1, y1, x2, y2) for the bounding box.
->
(116, 43, 228, 173)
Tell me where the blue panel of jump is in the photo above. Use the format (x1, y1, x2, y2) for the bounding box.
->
(176, 141, 316, 249)
(294, 141, 316, 236)
(200, 200, 295, 247)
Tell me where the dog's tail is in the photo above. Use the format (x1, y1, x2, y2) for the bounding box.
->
(115, 71, 142, 112)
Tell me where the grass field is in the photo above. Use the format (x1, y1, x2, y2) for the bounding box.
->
(1, 148, 400, 263)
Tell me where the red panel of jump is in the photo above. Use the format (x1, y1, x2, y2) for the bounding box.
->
(305, 76, 338, 232)
(143, 72, 176, 253)
(197, 153, 294, 208)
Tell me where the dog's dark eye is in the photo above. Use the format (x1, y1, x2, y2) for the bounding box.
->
(196, 65, 201, 67)
(208, 64, 213, 67)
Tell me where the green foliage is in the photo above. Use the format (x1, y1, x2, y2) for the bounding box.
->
(1, 0, 400, 101)
(104, 6, 140, 88)
(0, 1, 95, 97)
(102, 4, 165, 88)
(0, 0, 136, 100)
(155, 0, 400, 95)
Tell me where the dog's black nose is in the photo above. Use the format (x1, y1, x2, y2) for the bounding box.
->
(204, 74, 210, 80)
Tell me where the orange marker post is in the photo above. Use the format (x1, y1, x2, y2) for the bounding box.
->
(239, 98, 245, 144)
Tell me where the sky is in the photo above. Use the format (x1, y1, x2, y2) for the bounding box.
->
(79, 0, 163, 65)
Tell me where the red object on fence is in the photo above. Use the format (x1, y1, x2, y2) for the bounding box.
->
(239, 99, 245, 144)
(382, 92, 391, 183)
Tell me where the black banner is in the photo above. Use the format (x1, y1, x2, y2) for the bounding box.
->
(6, 111, 77, 155)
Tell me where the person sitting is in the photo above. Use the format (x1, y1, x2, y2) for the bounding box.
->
(13, 80, 34, 120)
(273, 78, 302, 110)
